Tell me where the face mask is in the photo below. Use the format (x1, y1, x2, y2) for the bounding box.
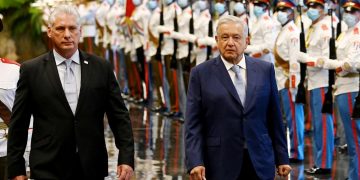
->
(132, 0, 142, 6)
(147, 0, 158, 10)
(307, 8, 320, 21)
(234, 2, 245, 14)
(106, 0, 114, 5)
(215, 3, 226, 14)
(254, 5, 265, 17)
(178, 0, 188, 8)
(118, 0, 125, 6)
(343, 13, 358, 28)
(165, 0, 174, 5)
(197, 1, 207, 11)
(277, 11, 289, 25)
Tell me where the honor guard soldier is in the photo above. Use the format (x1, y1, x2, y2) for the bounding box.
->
(316, 0, 360, 178)
(0, 14, 20, 180)
(157, 0, 182, 116)
(146, 0, 168, 111)
(274, 0, 306, 163)
(194, 0, 211, 65)
(297, 0, 335, 175)
(244, 0, 277, 64)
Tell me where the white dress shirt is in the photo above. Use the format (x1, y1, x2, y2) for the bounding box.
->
(53, 50, 81, 97)
(221, 55, 247, 91)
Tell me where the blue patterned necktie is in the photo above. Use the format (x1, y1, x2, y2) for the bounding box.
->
(231, 65, 246, 106)
(64, 59, 77, 114)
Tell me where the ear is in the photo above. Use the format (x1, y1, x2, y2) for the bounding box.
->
(215, 35, 218, 43)
(47, 26, 52, 38)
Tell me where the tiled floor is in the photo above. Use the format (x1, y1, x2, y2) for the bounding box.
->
(105, 103, 349, 180)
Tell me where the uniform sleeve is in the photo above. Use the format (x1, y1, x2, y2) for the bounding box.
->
(245, 19, 276, 54)
(266, 64, 289, 165)
(7, 63, 32, 178)
(104, 61, 134, 169)
(185, 67, 205, 173)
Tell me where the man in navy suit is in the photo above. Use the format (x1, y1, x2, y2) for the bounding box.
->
(185, 15, 291, 180)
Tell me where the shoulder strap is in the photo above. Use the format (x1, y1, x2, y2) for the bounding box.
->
(0, 99, 11, 126)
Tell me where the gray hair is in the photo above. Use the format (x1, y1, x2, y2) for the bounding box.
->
(48, 5, 81, 27)
(216, 15, 248, 38)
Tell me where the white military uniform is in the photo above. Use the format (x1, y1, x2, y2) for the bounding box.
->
(147, 7, 161, 59)
(95, 1, 111, 48)
(320, 22, 360, 95)
(297, 16, 333, 90)
(274, 21, 305, 161)
(106, 1, 125, 50)
(0, 58, 19, 158)
(157, 2, 182, 56)
(79, 2, 98, 41)
(275, 21, 301, 92)
(245, 12, 277, 63)
(131, 4, 151, 56)
(194, 9, 211, 65)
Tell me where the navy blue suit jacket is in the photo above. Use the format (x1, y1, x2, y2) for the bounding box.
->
(185, 55, 289, 180)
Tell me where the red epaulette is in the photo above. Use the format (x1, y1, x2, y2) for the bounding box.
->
(288, 26, 294, 32)
(263, 16, 269, 20)
(0, 58, 20, 66)
(354, 27, 359, 35)
(321, 24, 329, 31)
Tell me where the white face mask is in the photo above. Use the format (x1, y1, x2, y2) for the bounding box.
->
(254, 5, 265, 18)
(234, 2, 245, 14)
(343, 12, 358, 28)
(177, 0, 188, 8)
(132, 0, 142, 6)
(277, 11, 289, 25)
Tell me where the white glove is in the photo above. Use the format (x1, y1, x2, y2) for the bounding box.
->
(316, 58, 325, 68)
(356, 62, 360, 71)
(185, 33, 197, 43)
(296, 51, 308, 63)
(157, 25, 171, 34)
(205, 37, 216, 47)
(196, 38, 207, 47)
(341, 62, 353, 72)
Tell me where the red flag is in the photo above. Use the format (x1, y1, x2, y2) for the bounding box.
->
(125, 0, 135, 17)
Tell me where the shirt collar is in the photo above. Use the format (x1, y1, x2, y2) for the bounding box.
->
(221, 55, 246, 71)
(53, 49, 80, 66)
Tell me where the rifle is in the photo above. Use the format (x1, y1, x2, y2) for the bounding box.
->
(185, 0, 194, 72)
(171, 7, 179, 69)
(295, 5, 307, 104)
(226, 0, 231, 15)
(206, 0, 214, 61)
(321, 8, 336, 114)
(155, 0, 165, 61)
(244, 0, 250, 44)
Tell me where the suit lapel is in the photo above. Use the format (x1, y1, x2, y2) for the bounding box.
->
(244, 56, 258, 113)
(213, 56, 243, 106)
(75, 51, 90, 115)
(44, 52, 73, 114)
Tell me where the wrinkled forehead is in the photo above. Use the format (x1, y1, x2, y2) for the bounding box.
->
(217, 23, 244, 35)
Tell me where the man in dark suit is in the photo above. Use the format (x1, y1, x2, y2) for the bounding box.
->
(185, 15, 291, 180)
(7, 5, 134, 180)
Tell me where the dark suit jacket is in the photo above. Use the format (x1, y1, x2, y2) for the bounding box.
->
(185, 56, 289, 180)
(7, 50, 134, 179)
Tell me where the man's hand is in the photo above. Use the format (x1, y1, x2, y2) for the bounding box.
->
(190, 166, 206, 180)
(117, 164, 133, 180)
(277, 164, 292, 177)
(12, 175, 28, 180)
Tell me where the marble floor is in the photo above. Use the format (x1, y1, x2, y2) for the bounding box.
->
(104, 103, 350, 180)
